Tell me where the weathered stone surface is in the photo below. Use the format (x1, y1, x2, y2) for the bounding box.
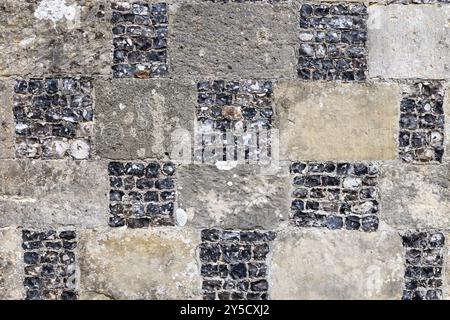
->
(78, 228, 202, 300)
(0, 227, 23, 300)
(368, 5, 450, 79)
(170, 3, 297, 79)
(0, 80, 14, 159)
(0, 160, 108, 228)
(445, 232, 450, 300)
(275, 81, 399, 161)
(177, 164, 290, 229)
(0, 0, 111, 76)
(379, 162, 450, 230)
(94, 79, 195, 160)
(270, 225, 404, 299)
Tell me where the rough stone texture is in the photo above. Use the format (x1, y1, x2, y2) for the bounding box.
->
(270, 226, 405, 299)
(445, 232, 450, 300)
(368, 5, 450, 79)
(177, 164, 290, 229)
(0, 228, 23, 300)
(0, 80, 14, 159)
(94, 79, 195, 160)
(379, 162, 450, 230)
(170, 3, 297, 79)
(78, 227, 201, 300)
(276, 81, 399, 161)
(0, 160, 108, 228)
(0, 0, 111, 76)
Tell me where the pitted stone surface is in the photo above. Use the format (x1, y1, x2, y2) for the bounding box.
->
(94, 79, 195, 160)
(379, 162, 450, 230)
(177, 164, 290, 229)
(195, 80, 274, 163)
(22, 229, 78, 300)
(276, 81, 399, 161)
(0, 228, 23, 300)
(270, 227, 405, 299)
(78, 228, 202, 300)
(111, 1, 169, 78)
(290, 161, 380, 232)
(0, 0, 111, 76)
(170, 3, 297, 79)
(298, 2, 368, 81)
(401, 230, 445, 300)
(0, 160, 109, 228)
(399, 81, 445, 163)
(108, 161, 177, 228)
(200, 228, 276, 300)
(13, 77, 94, 160)
(368, 4, 450, 79)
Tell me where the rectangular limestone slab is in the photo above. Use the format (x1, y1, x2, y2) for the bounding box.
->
(0, 0, 111, 76)
(0, 80, 14, 159)
(379, 161, 450, 230)
(275, 81, 400, 161)
(270, 226, 404, 299)
(0, 227, 23, 300)
(0, 160, 109, 228)
(78, 227, 202, 300)
(177, 164, 290, 229)
(94, 79, 196, 160)
(169, 3, 297, 80)
(368, 4, 450, 79)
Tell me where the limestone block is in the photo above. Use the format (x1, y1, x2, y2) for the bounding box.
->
(78, 227, 202, 300)
(368, 4, 450, 79)
(379, 161, 450, 230)
(0, 160, 109, 228)
(275, 81, 399, 161)
(170, 3, 297, 79)
(0, 227, 23, 300)
(94, 79, 196, 160)
(270, 226, 404, 299)
(0, 80, 14, 159)
(0, 0, 111, 76)
(177, 164, 290, 229)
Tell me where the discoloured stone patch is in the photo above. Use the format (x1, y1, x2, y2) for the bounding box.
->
(78, 228, 202, 300)
(170, 3, 297, 79)
(177, 164, 290, 229)
(270, 226, 404, 299)
(0, 227, 23, 300)
(0, 160, 109, 228)
(275, 81, 399, 161)
(379, 162, 450, 230)
(94, 79, 195, 160)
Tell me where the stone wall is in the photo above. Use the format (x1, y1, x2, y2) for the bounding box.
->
(0, 0, 449, 300)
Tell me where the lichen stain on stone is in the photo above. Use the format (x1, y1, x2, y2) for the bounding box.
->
(34, 0, 80, 25)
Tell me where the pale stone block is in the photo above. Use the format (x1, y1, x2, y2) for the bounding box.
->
(78, 228, 202, 300)
(0, 160, 109, 228)
(275, 81, 400, 161)
(368, 4, 450, 79)
(94, 79, 196, 160)
(270, 226, 405, 299)
(379, 161, 450, 230)
(177, 164, 290, 229)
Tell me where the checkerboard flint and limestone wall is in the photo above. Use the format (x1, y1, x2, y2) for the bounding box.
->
(0, 0, 449, 300)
